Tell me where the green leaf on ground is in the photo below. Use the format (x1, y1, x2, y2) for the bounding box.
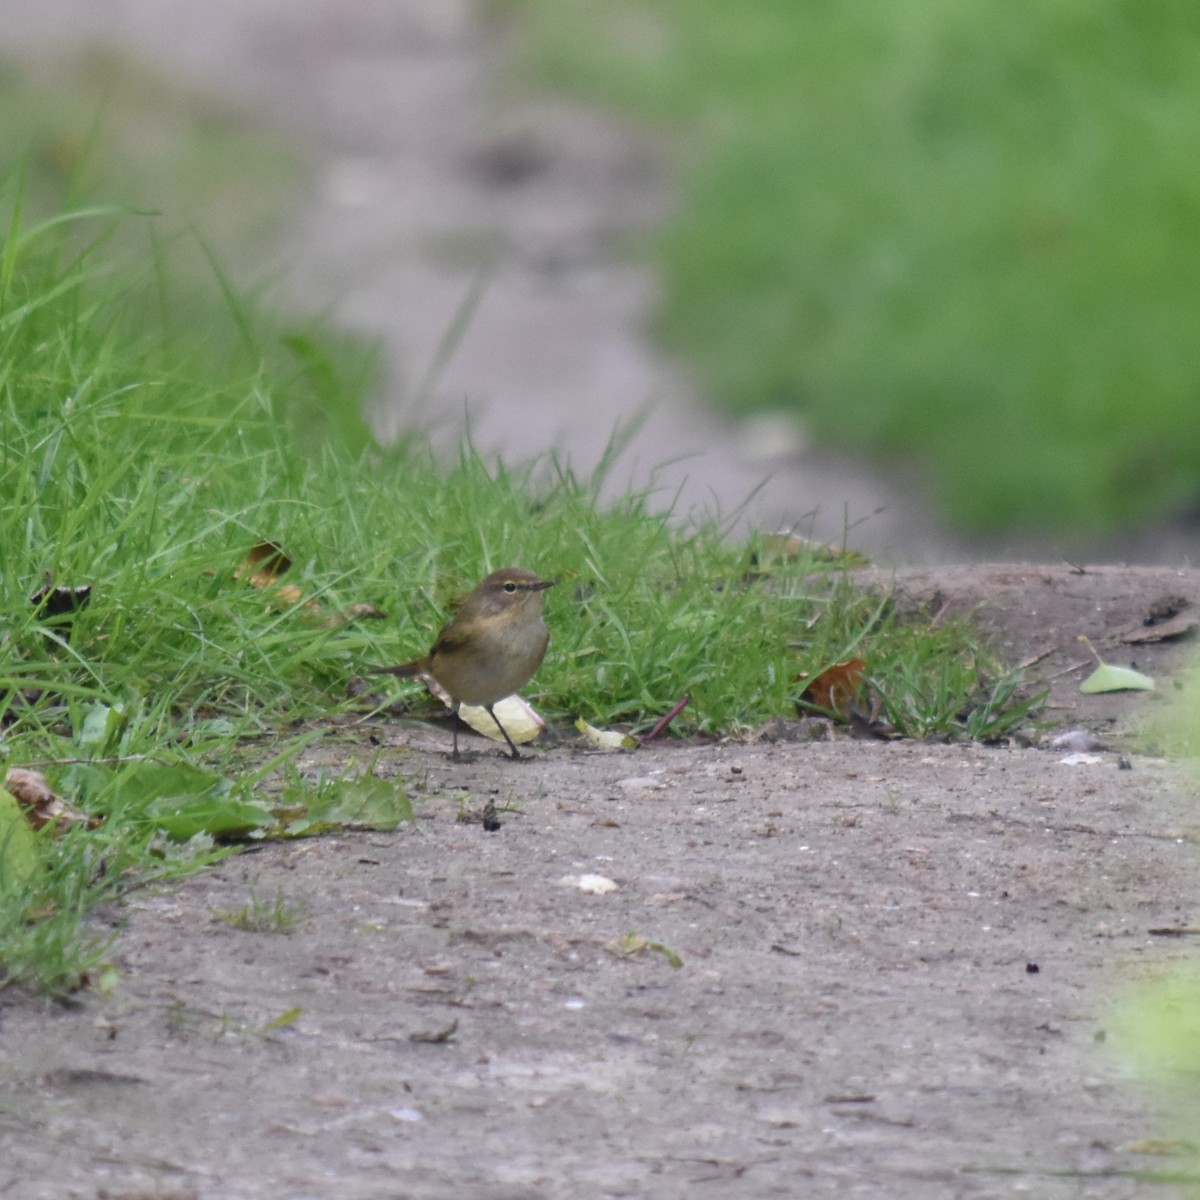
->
(145, 791, 274, 841)
(1081, 664, 1156, 694)
(78, 702, 129, 754)
(56, 761, 272, 840)
(0, 788, 40, 892)
(132, 766, 271, 839)
(275, 772, 413, 838)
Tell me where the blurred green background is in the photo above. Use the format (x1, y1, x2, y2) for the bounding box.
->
(502, 0, 1200, 536)
(0, 50, 300, 262)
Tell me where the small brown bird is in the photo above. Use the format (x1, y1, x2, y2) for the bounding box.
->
(374, 567, 555, 759)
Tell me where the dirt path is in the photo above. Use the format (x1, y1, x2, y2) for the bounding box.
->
(4, 739, 1193, 1200)
(3, 565, 1199, 1198)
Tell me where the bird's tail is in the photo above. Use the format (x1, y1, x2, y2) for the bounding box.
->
(370, 658, 427, 678)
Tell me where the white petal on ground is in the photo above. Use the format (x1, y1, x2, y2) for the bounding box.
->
(558, 873, 619, 894)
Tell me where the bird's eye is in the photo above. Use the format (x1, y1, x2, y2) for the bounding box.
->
(503, 581, 518, 593)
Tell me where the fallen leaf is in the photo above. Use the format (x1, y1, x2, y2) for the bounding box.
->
(58, 760, 273, 840)
(799, 658, 866, 717)
(460, 695, 545, 745)
(275, 583, 306, 607)
(390, 672, 544, 744)
(1080, 664, 1155, 694)
(3, 768, 95, 833)
(0, 787, 40, 890)
(575, 717, 638, 750)
(1119, 611, 1198, 644)
(274, 772, 413, 837)
(78, 701, 129, 754)
(234, 542, 385, 625)
(235, 542, 292, 588)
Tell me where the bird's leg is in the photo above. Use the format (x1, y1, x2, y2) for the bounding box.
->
(486, 705, 523, 760)
(451, 703, 462, 760)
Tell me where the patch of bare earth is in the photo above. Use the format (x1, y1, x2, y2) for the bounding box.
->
(2, 564, 1199, 1199)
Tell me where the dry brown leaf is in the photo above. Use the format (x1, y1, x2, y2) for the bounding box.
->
(235, 543, 384, 625)
(237, 545, 320, 617)
(275, 583, 306, 607)
(798, 659, 867, 718)
(1119, 610, 1198, 644)
(235, 542, 292, 589)
(3, 767, 97, 833)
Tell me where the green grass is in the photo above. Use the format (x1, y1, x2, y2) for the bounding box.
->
(1111, 968, 1200, 1195)
(216, 887, 307, 933)
(0, 190, 1040, 996)
(499, 0, 1200, 535)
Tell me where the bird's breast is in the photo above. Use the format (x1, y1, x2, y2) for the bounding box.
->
(430, 613, 549, 707)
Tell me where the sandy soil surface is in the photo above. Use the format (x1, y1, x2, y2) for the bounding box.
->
(2, 564, 1199, 1199)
